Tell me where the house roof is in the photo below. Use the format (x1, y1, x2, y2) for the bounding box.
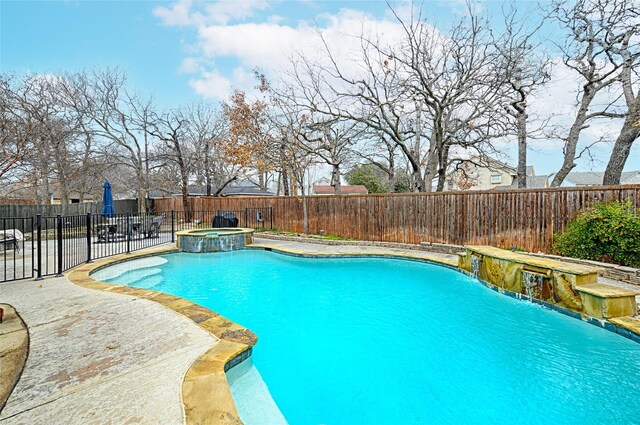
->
(526, 166, 535, 176)
(563, 171, 640, 186)
(313, 184, 369, 195)
(149, 184, 275, 198)
(476, 157, 517, 175)
(220, 185, 275, 197)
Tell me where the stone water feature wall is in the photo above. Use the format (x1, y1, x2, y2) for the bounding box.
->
(458, 246, 638, 321)
(177, 229, 254, 253)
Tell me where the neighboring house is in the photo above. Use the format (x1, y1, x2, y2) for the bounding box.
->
(557, 171, 640, 187)
(50, 191, 95, 204)
(442, 157, 554, 191)
(312, 185, 369, 195)
(149, 183, 275, 199)
(444, 157, 518, 191)
(0, 181, 96, 204)
(494, 169, 549, 190)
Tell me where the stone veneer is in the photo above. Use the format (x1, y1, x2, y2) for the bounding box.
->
(177, 228, 254, 253)
(459, 246, 638, 321)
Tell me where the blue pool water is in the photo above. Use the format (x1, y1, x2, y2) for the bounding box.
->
(95, 250, 640, 425)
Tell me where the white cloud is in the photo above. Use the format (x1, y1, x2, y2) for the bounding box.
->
(188, 69, 232, 99)
(153, 0, 196, 27)
(178, 57, 202, 73)
(154, 0, 270, 27)
(203, 0, 269, 25)
(178, 8, 408, 99)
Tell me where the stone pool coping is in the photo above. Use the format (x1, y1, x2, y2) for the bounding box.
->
(176, 227, 255, 238)
(247, 243, 459, 267)
(66, 241, 640, 424)
(464, 245, 604, 276)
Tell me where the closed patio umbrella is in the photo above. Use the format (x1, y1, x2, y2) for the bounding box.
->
(101, 181, 115, 216)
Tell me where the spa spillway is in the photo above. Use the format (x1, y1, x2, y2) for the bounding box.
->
(176, 228, 254, 252)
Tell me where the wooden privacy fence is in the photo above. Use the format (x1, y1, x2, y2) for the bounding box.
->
(153, 185, 640, 253)
(0, 199, 139, 231)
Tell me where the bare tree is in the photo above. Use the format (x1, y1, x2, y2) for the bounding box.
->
(395, 6, 512, 191)
(601, 0, 640, 185)
(186, 103, 227, 196)
(0, 75, 35, 180)
(148, 109, 195, 216)
(493, 7, 551, 188)
(288, 4, 510, 192)
(286, 28, 419, 191)
(63, 69, 156, 211)
(549, 0, 631, 187)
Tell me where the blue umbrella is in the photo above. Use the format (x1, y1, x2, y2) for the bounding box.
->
(101, 181, 115, 216)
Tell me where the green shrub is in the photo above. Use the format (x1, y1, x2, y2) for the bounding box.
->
(553, 200, 640, 268)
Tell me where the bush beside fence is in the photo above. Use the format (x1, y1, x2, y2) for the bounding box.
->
(154, 185, 640, 253)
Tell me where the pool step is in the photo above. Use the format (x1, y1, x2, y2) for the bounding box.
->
(113, 267, 163, 287)
(227, 361, 288, 425)
(127, 273, 164, 290)
(91, 257, 167, 282)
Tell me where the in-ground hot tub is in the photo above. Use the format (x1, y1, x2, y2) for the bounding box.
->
(176, 228, 254, 252)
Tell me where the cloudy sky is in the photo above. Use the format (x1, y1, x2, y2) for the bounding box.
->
(2, 0, 638, 176)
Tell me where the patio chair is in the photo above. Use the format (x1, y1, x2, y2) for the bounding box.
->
(0, 229, 24, 253)
(96, 217, 120, 242)
(138, 215, 164, 238)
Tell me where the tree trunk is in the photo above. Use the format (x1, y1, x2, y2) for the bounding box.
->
(41, 147, 51, 205)
(516, 110, 527, 188)
(180, 175, 191, 222)
(422, 148, 437, 192)
(551, 87, 595, 187)
(212, 176, 238, 196)
(282, 169, 290, 196)
(435, 144, 450, 192)
(330, 164, 341, 194)
(54, 142, 70, 205)
(302, 187, 309, 234)
(204, 150, 212, 196)
(603, 100, 640, 185)
(413, 101, 422, 192)
(135, 165, 148, 213)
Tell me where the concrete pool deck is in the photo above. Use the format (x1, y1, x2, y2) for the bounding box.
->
(0, 247, 218, 424)
(1, 238, 638, 425)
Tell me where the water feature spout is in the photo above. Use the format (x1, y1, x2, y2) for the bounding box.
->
(471, 256, 481, 279)
(522, 270, 545, 299)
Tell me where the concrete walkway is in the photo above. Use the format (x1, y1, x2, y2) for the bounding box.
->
(0, 274, 217, 424)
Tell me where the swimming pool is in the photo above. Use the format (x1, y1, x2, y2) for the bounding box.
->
(93, 250, 640, 425)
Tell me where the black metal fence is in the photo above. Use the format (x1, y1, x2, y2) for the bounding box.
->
(0, 207, 273, 283)
(1, 217, 34, 282)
